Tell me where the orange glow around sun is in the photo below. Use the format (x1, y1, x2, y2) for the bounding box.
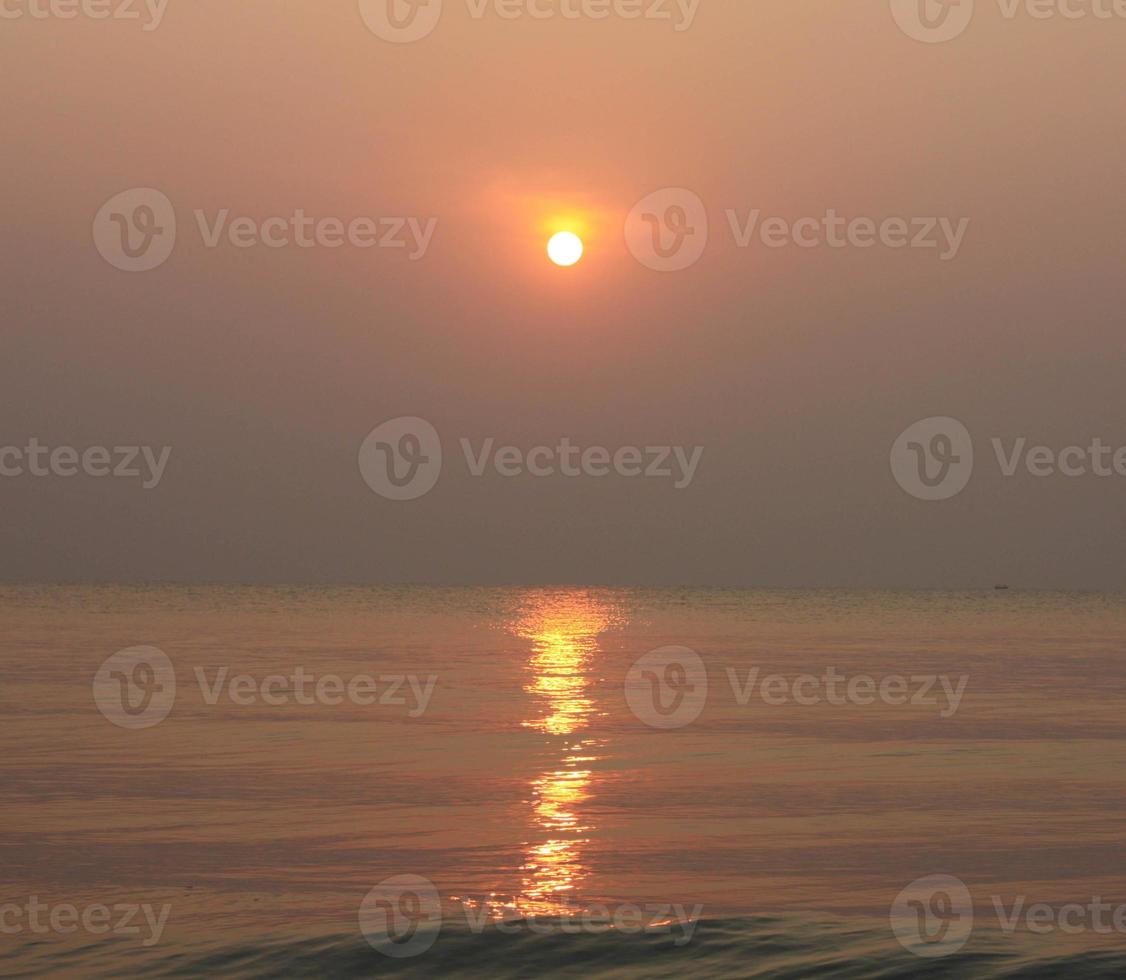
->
(474, 182, 610, 277)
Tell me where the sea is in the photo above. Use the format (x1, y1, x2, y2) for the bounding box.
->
(2, 585, 1125, 977)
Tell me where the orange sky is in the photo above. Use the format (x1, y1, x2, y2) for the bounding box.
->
(2, 2, 1125, 586)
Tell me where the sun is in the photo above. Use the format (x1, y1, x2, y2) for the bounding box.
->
(547, 231, 583, 267)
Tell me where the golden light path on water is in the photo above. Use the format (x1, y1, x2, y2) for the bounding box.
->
(510, 593, 623, 918)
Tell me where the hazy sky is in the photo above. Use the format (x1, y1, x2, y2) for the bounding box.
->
(3, 1, 1125, 588)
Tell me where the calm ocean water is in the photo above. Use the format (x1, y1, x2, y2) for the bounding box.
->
(3, 586, 1126, 977)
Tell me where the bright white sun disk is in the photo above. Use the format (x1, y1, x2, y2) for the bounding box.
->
(547, 231, 583, 267)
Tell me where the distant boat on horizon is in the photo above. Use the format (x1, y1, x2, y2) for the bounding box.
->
(994, 584, 1010, 590)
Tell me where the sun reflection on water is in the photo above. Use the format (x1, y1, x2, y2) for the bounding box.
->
(515, 594, 618, 737)
(506, 591, 624, 917)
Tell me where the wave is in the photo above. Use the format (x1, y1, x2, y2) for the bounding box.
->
(7, 917, 1126, 979)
